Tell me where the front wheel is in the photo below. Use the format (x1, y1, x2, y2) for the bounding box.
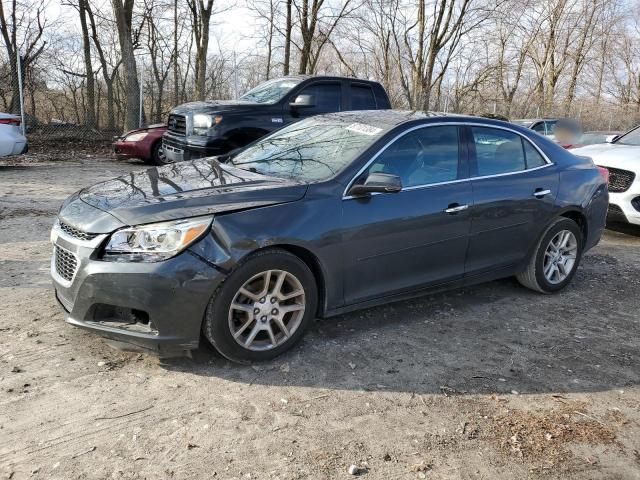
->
(203, 249, 318, 363)
(517, 217, 583, 293)
(150, 141, 171, 166)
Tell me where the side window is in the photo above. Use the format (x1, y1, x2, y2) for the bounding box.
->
(367, 126, 459, 188)
(545, 121, 558, 136)
(523, 140, 547, 168)
(350, 84, 376, 110)
(531, 122, 546, 134)
(294, 83, 341, 113)
(471, 127, 525, 176)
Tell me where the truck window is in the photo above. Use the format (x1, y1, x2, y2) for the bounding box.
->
(350, 84, 376, 110)
(295, 83, 341, 113)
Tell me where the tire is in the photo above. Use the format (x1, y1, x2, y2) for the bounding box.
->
(517, 217, 583, 293)
(203, 249, 318, 363)
(150, 141, 170, 166)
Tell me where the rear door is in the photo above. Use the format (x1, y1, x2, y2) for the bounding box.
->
(465, 125, 559, 275)
(348, 82, 378, 110)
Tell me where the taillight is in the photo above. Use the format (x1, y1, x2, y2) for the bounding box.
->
(0, 118, 20, 126)
(597, 166, 609, 184)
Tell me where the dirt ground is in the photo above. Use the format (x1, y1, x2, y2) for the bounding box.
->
(1, 151, 639, 480)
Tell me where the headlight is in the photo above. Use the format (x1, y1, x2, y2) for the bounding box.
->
(192, 114, 222, 136)
(124, 131, 148, 142)
(103, 216, 213, 262)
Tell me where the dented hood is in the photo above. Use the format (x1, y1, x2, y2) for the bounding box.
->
(75, 158, 307, 228)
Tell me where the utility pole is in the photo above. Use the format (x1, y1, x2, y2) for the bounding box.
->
(139, 62, 144, 127)
(16, 50, 25, 135)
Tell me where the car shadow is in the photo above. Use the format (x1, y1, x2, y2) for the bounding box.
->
(160, 253, 640, 396)
(607, 221, 640, 237)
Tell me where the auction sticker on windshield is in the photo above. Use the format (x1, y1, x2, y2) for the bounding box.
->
(345, 123, 383, 136)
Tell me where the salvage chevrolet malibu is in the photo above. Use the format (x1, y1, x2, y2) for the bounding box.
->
(51, 111, 609, 362)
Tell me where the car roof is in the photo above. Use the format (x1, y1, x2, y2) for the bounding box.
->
(512, 118, 558, 122)
(319, 109, 520, 131)
(274, 74, 383, 84)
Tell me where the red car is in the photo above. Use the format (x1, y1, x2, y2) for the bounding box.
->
(113, 124, 167, 165)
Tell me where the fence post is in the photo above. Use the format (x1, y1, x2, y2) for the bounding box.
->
(16, 49, 26, 136)
(139, 62, 144, 128)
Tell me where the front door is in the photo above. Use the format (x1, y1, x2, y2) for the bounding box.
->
(285, 81, 343, 123)
(341, 125, 473, 305)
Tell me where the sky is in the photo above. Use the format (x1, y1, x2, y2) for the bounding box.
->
(46, 0, 258, 55)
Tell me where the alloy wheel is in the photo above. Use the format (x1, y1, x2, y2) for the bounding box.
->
(543, 229, 578, 284)
(228, 269, 306, 351)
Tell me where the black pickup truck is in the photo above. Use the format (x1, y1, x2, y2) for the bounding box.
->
(161, 75, 391, 164)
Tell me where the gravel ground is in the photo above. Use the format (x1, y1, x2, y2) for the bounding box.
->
(1, 153, 639, 480)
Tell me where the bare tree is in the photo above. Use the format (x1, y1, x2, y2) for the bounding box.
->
(111, 0, 140, 129)
(187, 0, 215, 100)
(0, 0, 48, 114)
(78, 0, 96, 128)
(296, 0, 357, 74)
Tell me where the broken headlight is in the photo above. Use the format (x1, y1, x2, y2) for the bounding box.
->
(103, 216, 213, 262)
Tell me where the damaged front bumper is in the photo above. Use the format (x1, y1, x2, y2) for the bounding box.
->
(51, 222, 227, 357)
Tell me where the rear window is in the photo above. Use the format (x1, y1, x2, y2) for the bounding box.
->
(523, 140, 547, 168)
(472, 127, 526, 176)
(350, 84, 377, 110)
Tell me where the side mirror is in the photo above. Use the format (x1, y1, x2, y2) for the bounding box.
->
(289, 94, 316, 109)
(348, 172, 402, 197)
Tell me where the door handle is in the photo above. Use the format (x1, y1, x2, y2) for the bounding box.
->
(533, 189, 551, 198)
(444, 204, 469, 214)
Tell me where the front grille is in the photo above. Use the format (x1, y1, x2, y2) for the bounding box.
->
(54, 246, 78, 282)
(607, 167, 635, 193)
(167, 114, 186, 135)
(59, 221, 98, 241)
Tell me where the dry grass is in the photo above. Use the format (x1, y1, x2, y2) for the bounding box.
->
(486, 400, 622, 472)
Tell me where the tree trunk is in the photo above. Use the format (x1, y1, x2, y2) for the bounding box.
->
(189, 0, 214, 101)
(283, 0, 292, 75)
(173, 0, 180, 105)
(79, 0, 96, 128)
(111, 0, 140, 130)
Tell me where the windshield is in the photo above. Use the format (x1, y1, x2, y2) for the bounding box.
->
(614, 126, 640, 146)
(228, 116, 387, 181)
(239, 78, 301, 104)
(512, 120, 534, 127)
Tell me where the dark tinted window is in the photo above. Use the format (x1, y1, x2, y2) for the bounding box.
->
(294, 83, 341, 113)
(472, 127, 525, 176)
(368, 126, 459, 187)
(523, 140, 546, 168)
(350, 84, 376, 110)
(545, 120, 558, 135)
(531, 122, 546, 134)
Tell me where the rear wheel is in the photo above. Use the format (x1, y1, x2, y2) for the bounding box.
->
(150, 141, 170, 166)
(517, 217, 583, 293)
(203, 249, 317, 363)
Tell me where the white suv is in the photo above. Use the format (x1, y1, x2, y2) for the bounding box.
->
(0, 113, 28, 156)
(572, 126, 640, 226)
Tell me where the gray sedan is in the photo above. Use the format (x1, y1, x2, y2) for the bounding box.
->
(51, 111, 608, 362)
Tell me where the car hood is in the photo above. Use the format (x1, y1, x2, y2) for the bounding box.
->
(117, 124, 166, 141)
(61, 159, 307, 232)
(570, 143, 640, 171)
(170, 99, 266, 115)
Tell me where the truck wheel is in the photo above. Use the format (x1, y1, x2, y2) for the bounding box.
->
(151, 141, 170, 166)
